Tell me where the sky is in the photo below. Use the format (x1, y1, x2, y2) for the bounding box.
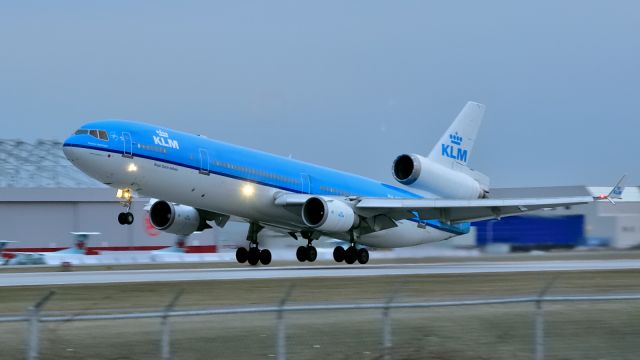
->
(1, 1, 638, 187)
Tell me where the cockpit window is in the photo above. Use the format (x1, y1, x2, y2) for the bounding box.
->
(75, 129, 109, 141)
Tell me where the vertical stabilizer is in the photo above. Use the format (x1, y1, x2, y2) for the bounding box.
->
(428, 102, 485, 168)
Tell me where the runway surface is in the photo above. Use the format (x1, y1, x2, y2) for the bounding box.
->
(2, 259, 640, 286)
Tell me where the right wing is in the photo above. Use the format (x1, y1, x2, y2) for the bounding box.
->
(355, 196, 595, 223)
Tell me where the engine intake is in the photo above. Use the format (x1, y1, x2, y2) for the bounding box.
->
(392, 153, 487, 199)
(302, 197, 357, 233)
(392, 154, 421, 185)
(149, 200, 203, 235)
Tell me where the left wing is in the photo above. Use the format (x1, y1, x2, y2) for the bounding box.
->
(355, 196, 594, 223)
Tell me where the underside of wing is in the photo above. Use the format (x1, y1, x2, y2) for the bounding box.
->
(355, 196, 594, 223)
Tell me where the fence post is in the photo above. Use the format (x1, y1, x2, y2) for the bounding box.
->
(26, 291, 55, 360)
(161, 289, 184, 360)
(382, 291, 397, 360)
(277, 285, 294, 360)
(534, 276, 559, 360)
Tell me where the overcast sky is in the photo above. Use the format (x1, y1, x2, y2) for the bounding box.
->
(1, 1, 638, 187)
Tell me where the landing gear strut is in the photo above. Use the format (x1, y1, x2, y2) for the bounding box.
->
(296, 231, 317, 263)
(236, 222, 271, 266)
(116, 188, 134, 225)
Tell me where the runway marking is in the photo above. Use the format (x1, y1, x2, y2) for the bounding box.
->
(2, 260, 640, 287)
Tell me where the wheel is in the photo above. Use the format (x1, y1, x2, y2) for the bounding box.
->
(306, 246, 317, 262)
(117, 212, 126, 225)
(344, 246, 357, 264)
(357, 248, 369, 264)
(248, 247, 260, 265)
(235, 247, 248, 263)
(296, 246, 307, 262)
(125, 212, 134, 225)
(333, 246, 345, 262)
(259, 249, 272, 265)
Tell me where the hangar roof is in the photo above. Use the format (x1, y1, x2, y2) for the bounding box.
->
(0, 140, 105, 188)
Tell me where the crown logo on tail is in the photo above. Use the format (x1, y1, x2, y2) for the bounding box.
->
(449, 132, 462, 146)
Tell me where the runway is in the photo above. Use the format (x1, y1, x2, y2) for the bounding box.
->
(2, 259, 640, 286)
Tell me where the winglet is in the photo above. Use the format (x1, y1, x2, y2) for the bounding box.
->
(595, 175, 627, 204)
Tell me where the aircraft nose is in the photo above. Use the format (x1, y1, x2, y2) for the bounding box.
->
(62, 138, 77, 161)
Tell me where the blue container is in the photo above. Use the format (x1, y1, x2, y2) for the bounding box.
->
(473, 215, 585, 251)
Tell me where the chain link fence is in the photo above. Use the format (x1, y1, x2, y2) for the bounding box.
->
(1, 290, 640, 360)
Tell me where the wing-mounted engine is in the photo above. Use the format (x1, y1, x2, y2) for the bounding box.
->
(301, 197, 359, 233)
(149, 200, 212, 235)
(392, 154, 489, 199)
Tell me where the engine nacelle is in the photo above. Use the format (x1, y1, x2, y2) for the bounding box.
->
(392, 154, 486, 199)
(301, 197, 358, 233)
(149, 200, 202, 235)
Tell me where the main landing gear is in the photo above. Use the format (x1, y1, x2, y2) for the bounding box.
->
(236, 222, 272, 266)
(296, 231, 318, 263)
(235, 245, 272, 266)
(333, 245, 369, 264)
(333, 231, 368, 264)
(116, 188, 134, 225)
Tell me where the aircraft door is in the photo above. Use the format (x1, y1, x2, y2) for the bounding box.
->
(300, 173, 311, 194)
(122, 132, 133, 158)
(199, 149, 210, 175)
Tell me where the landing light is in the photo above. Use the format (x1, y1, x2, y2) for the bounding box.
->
(241, 184, 255, 197)
(117, 188, 132, 200)
(127, 163, 138, 172)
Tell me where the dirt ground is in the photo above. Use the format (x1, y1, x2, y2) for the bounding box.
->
(1, 269, 640, 359)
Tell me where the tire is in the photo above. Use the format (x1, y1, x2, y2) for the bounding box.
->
(117, 212, 126, 225)
(248, 247, 260, 266)
(345, 246, 357, 264)
(125, 212, 134, 225)
(259, 249, 272, 265)
(306, 246, 317, 262)
(296, 246, 307, 262)
(357, 248, 369, 264)
(235, 247, 248, 263)
(333, 246, 345, 262)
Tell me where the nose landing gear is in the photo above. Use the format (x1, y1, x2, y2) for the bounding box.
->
(117, 212, 134, 225)
(116, 188, 134, 225)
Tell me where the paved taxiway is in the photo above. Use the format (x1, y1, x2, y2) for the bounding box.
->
(2, 259, 640, 286)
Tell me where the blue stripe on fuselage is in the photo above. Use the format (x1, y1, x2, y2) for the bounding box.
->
(63, 119, 470, 235)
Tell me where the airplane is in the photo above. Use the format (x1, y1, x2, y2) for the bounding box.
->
(62, 102, 625, 266)
(1, 240, 47, 266)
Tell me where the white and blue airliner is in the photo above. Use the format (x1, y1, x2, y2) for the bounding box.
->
(63, 102, 625, 265)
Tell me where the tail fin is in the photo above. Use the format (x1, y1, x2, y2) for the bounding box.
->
(609, 174, 627, 200)
(428, 101, 485, 168)
(596, 175, 627, 204)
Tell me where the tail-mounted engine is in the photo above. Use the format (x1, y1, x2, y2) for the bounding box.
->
(392, 154, 488, 199)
